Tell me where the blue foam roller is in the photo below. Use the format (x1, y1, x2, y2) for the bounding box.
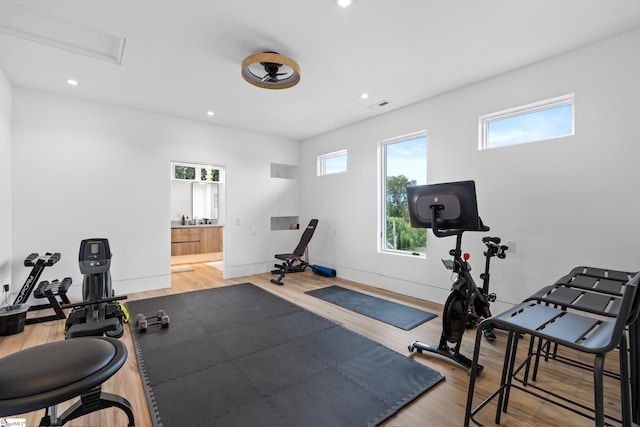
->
(311, 265, 336, 277)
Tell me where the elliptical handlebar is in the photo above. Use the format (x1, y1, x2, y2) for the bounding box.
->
(61, 294, 127, 310)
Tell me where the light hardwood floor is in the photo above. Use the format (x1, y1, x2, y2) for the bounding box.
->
(0, 264, 629, 426)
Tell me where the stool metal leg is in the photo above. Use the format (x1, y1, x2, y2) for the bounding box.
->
(465, 324, 517, 426)
(532, 336, 546, 381)
(57, 387, 135, 426)
(620, 335, 632, 427)
(522, 334, 537, 384)
(594, 354, 605, 427)
(631, 321, 640, 423)
(497, 330, 520, 423)
(465, 326, 487, 427)
(39, 405, 59, 426)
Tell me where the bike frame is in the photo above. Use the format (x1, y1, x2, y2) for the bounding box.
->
(408, 206, 491, 372)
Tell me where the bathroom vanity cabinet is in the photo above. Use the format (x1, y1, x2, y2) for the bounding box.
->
(170, 226, 222, 256)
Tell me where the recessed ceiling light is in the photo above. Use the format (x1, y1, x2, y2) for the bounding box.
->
(360, 93, 369, 100)
(336, 0, 353, 8)
(206, 111, 215, 116)
(66, 79, 78, 86)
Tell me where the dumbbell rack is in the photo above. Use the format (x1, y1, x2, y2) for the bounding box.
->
(14, 252, 71, 324)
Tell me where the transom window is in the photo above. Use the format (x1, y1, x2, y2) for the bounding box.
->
(171, 162, 221, 182)
(479, 94, 574, 150)
(317, 149, 348, 176)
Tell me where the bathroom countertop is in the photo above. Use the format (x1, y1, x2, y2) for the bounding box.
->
(171, 223, 223, 229)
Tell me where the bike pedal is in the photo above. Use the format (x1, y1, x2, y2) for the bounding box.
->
(482, 327, 497, 341)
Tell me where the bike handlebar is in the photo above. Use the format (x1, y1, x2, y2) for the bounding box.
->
(482, 236, 501, 244)
(430, 205, 490, 238)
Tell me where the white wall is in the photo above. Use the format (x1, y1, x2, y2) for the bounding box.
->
(0, 69, 11, 304)
(8, 30, 638, 309)
(170, 179, 194, 221)
(11, 88, 300, 301)
(301, 29, 640, 310)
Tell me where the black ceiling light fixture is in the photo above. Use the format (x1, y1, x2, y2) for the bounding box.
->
(241, 52, 300, 89)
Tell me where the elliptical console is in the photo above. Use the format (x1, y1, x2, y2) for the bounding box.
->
(79, 238, 112, 300)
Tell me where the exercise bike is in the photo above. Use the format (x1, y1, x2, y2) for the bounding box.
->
(405, 180, 506, 373)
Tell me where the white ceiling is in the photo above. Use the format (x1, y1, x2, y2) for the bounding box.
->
(1, 0, 640, 141)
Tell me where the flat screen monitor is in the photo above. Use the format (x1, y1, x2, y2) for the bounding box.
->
(407, 180, 481, 231)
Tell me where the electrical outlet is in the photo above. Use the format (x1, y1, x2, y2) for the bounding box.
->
(506, 240, 516, 253)
(3, 284, 8, 292)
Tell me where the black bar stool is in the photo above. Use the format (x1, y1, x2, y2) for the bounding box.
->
(465, 271, 640, 427)
(525, 267, 639, 422)
(0, 336, 134, 426)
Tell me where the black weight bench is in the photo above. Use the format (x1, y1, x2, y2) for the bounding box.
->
(0, 336, 134, 426)
(271, 219, 318, 285)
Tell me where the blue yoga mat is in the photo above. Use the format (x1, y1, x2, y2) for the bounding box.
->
(306, 285, 437, 330)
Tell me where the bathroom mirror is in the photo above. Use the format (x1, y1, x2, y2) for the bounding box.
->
(192, 182, 219, 220)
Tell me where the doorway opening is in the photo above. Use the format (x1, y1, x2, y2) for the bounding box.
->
(169, 161, 225, 275)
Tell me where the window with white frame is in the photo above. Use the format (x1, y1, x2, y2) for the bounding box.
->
(171, 162, 221, 182)
(317, 149, 348, 176)
(380, 133, 427, 255)
(479, 94, 574, 150)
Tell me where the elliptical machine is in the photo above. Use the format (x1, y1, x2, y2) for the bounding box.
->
(405, 180, 505, 373)
(64, 238, 128, 339)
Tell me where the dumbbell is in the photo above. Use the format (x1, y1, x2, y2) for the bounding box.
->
(136, 310, 170, 332)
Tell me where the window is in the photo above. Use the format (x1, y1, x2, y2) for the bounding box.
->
(381, 133, 427, 255)
(171, 162, 221, 182)
(173, 164, 196, 180)
(479, 94, 574, 150)
(318, 149, 348, 176)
